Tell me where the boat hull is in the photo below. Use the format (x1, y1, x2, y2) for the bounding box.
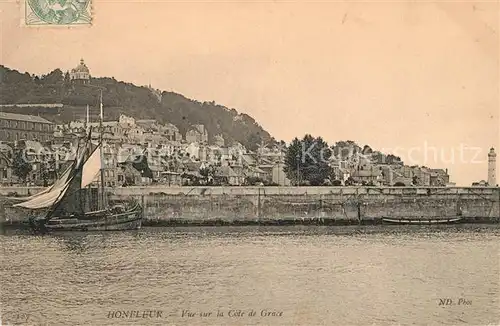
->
(31, 204, 143, 232)
(382, 217, 462, 225)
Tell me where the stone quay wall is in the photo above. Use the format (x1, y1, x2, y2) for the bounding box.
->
(1, 186, 499, 225)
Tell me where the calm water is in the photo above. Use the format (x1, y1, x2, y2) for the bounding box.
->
(0, 225, 499, 326)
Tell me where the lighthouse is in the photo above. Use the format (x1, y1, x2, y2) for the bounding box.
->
(488, 148, 497, 187)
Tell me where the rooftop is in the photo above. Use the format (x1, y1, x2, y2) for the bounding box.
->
(136, 119, 157, 124)
(352, 170, 382, 177)
(215, 166, 238, 177)
(71, 59, 90, 74)
(0, 143, 12, 153)
(0, 112, 53, 124)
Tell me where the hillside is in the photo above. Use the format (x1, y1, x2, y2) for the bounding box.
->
(0, 66, 274, 150)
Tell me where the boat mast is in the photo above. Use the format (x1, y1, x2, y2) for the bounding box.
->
(85, 104, 91, 211)
(85, 104, 89, 130)
(81, 104, 90, 211)
(99, 90, 105, 210)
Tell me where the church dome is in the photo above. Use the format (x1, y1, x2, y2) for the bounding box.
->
(71, 59, 90, 73)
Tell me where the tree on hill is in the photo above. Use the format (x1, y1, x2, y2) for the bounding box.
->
(64, 71, 71, 85)
(246, 133, 262, 152)
(42, 69, 64, 85)
(332, 140, 362, 161)
(284, 135, 332, 186)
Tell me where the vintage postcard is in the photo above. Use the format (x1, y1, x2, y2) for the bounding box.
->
(0, 1, 499, 325)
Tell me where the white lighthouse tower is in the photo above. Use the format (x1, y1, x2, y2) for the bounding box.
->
(488, 147, 496, 187)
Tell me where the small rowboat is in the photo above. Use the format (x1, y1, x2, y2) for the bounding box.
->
(382, 217, 462, 225)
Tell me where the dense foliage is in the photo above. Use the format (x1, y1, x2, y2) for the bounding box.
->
(12, 150, 32, 183)
(284, 136, 406, 186)
(0, 66, 273, 150)
(284, 135, 333, 186)
(131, 154, 153, 179)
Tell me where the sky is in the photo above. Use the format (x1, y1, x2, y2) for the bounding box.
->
(0, 0, 498, 186)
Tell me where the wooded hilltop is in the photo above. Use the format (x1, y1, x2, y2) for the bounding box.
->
(0, 65, 274, 151)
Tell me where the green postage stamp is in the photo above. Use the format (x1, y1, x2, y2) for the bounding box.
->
(24, 0, 92, 26)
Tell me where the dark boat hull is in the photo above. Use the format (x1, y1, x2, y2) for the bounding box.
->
(31, 204, 143, 232)
(382, 217, 462, 225)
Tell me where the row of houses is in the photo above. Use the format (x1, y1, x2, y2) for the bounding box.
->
(0, 138, 452, 188)
(56, 114, 230, 148)
(0, 111, 454, 188)
(0, 136, 291, 187)
(330, 151, 451, 187)
(0, 108, 222, 150)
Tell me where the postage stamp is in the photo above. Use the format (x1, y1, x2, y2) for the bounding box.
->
(24, 0, 92, 26)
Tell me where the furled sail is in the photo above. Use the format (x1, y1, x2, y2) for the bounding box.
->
(13, 163, 74, 209)
(10, 186, 51, 202)
(9, 163, 73, 202)
(13, 179, 72, 209)
(13, 134, 91, 210)
(81, 145, 102, 188)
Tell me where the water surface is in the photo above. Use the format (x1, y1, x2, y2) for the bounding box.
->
(1, 225, 499, 325)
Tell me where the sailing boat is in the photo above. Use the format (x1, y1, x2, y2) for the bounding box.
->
(16, 95, 142, 232)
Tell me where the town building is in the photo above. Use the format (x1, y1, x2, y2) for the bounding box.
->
(117, 162, 143, 186)
(137, 119, 181, 142)
(163, 123, 182, 141)
(214, 134, 225, 147)
(185, 142, 202, 160)
(102, 143, 118, 187)
(351, 169, 383, 185)
(472, 180, 488, 187)
(256, 159, 275, 184)
(380, 166, 394, 185)
(257, 145, 285, 164)
(185, 124, 208, 144)
(119, 114, 136, 127)
(411, 166, 431, 186)
(70, 59, 90, 84)
(272, 162, 291, 186)
(429, 169, 450, 186)
(0, 112, 54, 142)
(214, 165, 245, 185)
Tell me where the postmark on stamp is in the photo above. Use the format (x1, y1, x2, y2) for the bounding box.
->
(24, 0, 92, 26)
